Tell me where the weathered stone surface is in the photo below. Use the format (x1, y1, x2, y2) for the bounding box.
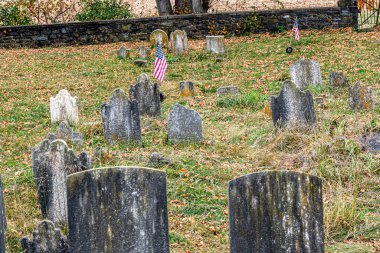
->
(180, 81, 195, 97)
(32, 140, 91, 226)
(206, 35, 225, 54)
(0, 176, 5, 253)
(21, 220, 68, 253)
(229, 170, 324, 253)
(148, 152, 172, 166)
(360, 132, 380, 153)
(139, 46, 147, 59)
(117, 46, 131, 59)
(149, 29, 169, 47)
(67, 167, 170, 253)
(168, 103, 203, 143)
(134, 59, 147, 67)
(170, 30, 188, 55)
(270, 81, 316, 128)
(129, 74, 161, 117)
(290, 59, 323, 90)
(216, 86, 240, 95)
(101, 88, 142, 144)
(50, 89, 79, 125)
(47, 122, 83, 146)
(329, 71, 349, 87)
(348, 81, 373, 110)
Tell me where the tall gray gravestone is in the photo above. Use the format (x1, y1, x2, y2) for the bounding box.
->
(32, 139, 91, 226)
(170, 30, 188, 55)
(229, 171, 324, 253)
(21, 220, 68, 253)
(168, 103, 203, 143)
(47, 121, 83, 146)
(290, 59, 323, 90)
(270, 81, 315, 128)
(67, 167, 170, 253)
(0, 176, 5, 253)
(50, 89, 79, 125)
(101, 88, 142, 144)
(129, 74, 161, 117)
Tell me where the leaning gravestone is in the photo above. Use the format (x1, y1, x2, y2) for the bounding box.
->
(101, 88, 142, 144)
(149, 29, 169, 47)
(129, 73, 161, 117)
(271, 81, 315, 128)
(67, 167, 170, 253)
(330, 71, 349, 88)
(168, 103, 203, 143)
(50, 89, 79, 125)
(170, 30, 188, 55)
(21, 220, 68, 253)
(180, 81, 195, 97)
(32, 139, 91, 226)
(117, 46, 131, 59)
(216, 86, 240, 95)
(206, 35, 225, 54)
(47, 121, 83, 146)
(348, 81, 373, 110)
(290, 59, 323, 90)
(229, 171, 324, 253)
(0, 176, 5, 253)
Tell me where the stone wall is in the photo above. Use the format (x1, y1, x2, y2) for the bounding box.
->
(0, 6, 357, 48)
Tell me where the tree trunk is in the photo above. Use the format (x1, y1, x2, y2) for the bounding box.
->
(156, 0, 173, 16)
(174, 0, 205, 14)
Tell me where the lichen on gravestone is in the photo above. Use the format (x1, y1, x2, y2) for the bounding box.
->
(180, 81, 195, 97)
(170, 30, 188, 55)
(47, 121, 83, 146)
(149, 29, 169, 47)
(0, 176, 6, 253)
(50, 89, 79, 125)
(348, 81, 373, 110)
(101, 88, 142, 145)
(329, 71, 349, 88)
(206, 36, 225, 54)
(290, 59, 323, 90)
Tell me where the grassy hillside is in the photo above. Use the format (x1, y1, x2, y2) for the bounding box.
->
(0, 27, 379, 252)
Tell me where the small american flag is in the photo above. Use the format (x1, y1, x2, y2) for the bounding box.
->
(153, 42, 168, 82)
(292, 18, 300, 42)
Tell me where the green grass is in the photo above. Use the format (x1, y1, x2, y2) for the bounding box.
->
(0, 28, 379, 252)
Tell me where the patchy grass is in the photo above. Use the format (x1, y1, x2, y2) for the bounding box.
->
(0, 28, 379, 252)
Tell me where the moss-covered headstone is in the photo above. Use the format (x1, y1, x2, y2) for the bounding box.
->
(348, 81, 373, 110)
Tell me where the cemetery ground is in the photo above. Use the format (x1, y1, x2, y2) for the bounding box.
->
(0, 27, 379, 252)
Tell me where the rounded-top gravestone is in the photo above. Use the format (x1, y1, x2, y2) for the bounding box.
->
(149, 29, 169, 47)
(170, 30, 188, 55)
(50, 89, 79, 125)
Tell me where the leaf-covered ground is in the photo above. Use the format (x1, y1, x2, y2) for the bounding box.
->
(0, 27, 379, 252)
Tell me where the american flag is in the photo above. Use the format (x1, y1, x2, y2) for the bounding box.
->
(292, 18, 300, 42)
(153, 42, 168, 82)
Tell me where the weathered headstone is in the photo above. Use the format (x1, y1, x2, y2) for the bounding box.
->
(290, 59, 323, 90)
(50, 89, 79, 125)
(149, 29, 169, 47)
(148, 152, 172, 166)
(168, 103, 203, 143)
(21, 220, 68, 253)
(134, 59, 147, 67)
(101, 88, 142, 144)
(216, 86, 240, 95)
(117, 46, 131, 59)
(32, 140, 91, 226)
(348, 81, 373, 110)
(360, 132, 380, 153)
(206, 36, 225, 54)
(47, 121, 83, 146)
(67, 167, 170, 253)
(170, 30, 188, 55)
(0, 176, 5, 253)
(229, 171, 324, 253)
(129, 73, 161, 117)
(180, 81, 195, 97)
(270, 81, 316, 128)
(329, 71, 349, 88)
(139, 46, 147, 59)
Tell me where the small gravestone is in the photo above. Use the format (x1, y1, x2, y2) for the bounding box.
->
(348, 81, 373, 110)
(134, 59, 147, 67)
(139, 46, 147, 59)
(170, 30, 188, 55)
(290, 59, 323, 90)
(271, 81, 315, 128)
(149, 29, 169, 47)
(21, 220, 68, 253)
(50, 89, 79, 125)
(180, 81, 195, 97)
(32, 140, 91, 226)
(129, 73, 161, 117)
(168, 103, 203, 143)
(216, 86, 240, 95)
(330, 71, 349, 87)
(206, 36, 225, 54)
(67, 167, 170, 253)
(47, 121, 83, 146)
(229, 171, 324, 253)
(360, 132, 380, 153)
(117, 46, 130, 59)
(148, 152, 172, 166)
(101, 88, 142, 144)
(0, 176, 6, 253)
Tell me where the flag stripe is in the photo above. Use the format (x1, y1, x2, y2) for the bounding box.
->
(292, 19, 300, 42)
(154, 43, 168, 82)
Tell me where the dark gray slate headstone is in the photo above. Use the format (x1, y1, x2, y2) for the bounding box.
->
(348, 81, 373, 110)
(290, 59, 322, 90)
(32, 140, 91, 226)
(21, 220, 68, 253)
(0, 176, 6, 253)
(270, 81, 316, 128)
(67, 167, 169, 253)
(47, 121, 83, 146)
(129, 73, 161, 117)
(216, 86, 240, 95)
(101, 88, 142, 145)
(329, 71, 349, 88)
(168, 103, 203, 143)
(229, 171, 324, 253)
(360, 132, 380, 153)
